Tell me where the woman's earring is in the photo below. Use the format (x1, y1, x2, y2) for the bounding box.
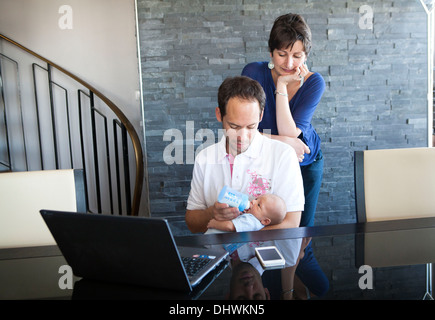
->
(268, 61, 274, 70)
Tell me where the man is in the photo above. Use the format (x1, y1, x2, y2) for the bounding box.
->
(185, 76, 304, 233)
(228, 262, 270, 300)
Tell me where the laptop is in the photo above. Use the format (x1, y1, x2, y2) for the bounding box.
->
(40, 210, 228, 292)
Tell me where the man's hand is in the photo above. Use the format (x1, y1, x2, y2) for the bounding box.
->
(186, 202, 240, 233)
(211, 201, 240, 221)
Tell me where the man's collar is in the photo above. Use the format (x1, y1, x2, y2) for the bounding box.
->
(217, 131, 262, 160)
(242, 131, 262, 159)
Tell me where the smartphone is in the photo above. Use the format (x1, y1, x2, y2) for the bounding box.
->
(255, 246, 285, 270)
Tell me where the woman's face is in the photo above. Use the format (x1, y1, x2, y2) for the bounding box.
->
(270, 40, 306, 77)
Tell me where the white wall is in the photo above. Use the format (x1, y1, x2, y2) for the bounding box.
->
(0, 0, 142, 127)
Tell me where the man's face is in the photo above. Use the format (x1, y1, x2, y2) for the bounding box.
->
(229, 262, 270, 300)
(216, 97, 263, 157)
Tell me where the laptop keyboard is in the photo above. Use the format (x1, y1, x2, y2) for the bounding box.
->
(182, 256, 212, 277)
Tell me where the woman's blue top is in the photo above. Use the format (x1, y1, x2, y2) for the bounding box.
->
(242, 61, 325, 166)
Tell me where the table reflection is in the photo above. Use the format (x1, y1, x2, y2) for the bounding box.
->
(70, 237, 330, 300)
(2, 218, 433, 300)
(219, 237, 329, 300)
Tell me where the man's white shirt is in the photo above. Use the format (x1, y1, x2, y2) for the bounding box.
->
(187, 131, 304, 214)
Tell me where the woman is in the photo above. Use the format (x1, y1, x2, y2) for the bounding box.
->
(242, 13, 325, 227)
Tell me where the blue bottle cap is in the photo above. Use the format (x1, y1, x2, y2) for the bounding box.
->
(238, 195, 250, 211)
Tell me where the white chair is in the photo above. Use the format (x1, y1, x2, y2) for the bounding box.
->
(354, 147, 435, 223)
(0, 169, 86, 249)
(354, 147, 435, 300)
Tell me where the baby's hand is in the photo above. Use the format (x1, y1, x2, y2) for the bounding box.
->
(207, 219, 218, 229)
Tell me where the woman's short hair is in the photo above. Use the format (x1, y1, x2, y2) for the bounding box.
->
(268, 13, 312, 55)
(217, 76, 265, 118)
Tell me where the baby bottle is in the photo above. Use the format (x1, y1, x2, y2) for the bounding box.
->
(218, 185, 250, 212)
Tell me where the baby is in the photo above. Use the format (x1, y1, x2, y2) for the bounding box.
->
(206, 193, 286, 233)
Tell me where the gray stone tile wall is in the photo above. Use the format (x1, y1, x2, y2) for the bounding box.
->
(137, 0, 428, 223)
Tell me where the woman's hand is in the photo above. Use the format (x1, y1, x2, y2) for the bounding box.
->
(276, 63, 309, 87)
(261, 133, 310, 162)
(279, 136, 310, 162)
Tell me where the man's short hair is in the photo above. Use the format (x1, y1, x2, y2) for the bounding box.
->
(217, 76, 266, 118)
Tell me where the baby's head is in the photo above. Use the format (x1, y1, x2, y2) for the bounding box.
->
(247, 193, 286, 226)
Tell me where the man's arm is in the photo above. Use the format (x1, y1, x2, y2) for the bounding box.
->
(186, 202, 240, 233)
(185, 208, 213, 234)
(207, 218, 236, 232)
(261, 211, 301, 230)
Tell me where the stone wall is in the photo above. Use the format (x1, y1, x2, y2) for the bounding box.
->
(137, 0, 428, 222)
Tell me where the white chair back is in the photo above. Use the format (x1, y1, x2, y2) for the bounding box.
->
(355, 147, 435, 222)
(0, 169, 85, 248)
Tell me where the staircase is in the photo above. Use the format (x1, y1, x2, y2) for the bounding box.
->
(0, 34, 144, 216)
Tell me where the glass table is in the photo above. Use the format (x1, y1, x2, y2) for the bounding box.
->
(1, 217, 434, 300)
